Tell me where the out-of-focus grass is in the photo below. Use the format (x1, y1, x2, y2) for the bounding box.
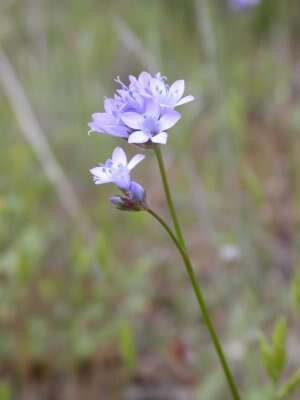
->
(1, 0, 300, 398)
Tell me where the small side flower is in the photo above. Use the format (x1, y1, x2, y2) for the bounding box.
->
(90, 147, 147, 211)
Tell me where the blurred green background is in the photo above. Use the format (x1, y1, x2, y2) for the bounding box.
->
(1, 0, 300, 399)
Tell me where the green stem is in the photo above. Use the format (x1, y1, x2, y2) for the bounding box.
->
(150, 145, 241, 400)
(147, 208, 240, 400)
(154, 146, 186, 250)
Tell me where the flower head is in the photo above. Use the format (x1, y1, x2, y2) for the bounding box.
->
(230, 0, 259, 9)
(90, 147, 146, 210)
(121, 101, 181, 145)
(129, 72, 194, 108)
(88, 71, 194, 146)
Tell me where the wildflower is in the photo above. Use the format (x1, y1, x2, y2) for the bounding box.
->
(130, 72, 194, 108)
(88, 71, 193, 146)
(230, 0, 260, 9)
(90, 147, 146, 210)
(121, 101, 181, 144)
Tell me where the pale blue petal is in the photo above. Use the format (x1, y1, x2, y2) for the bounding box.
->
(129, 181, 145, 202)
(138, 71, 151, 86)
(169, 80, 185, 102)
(159, 111, 181, 131)
(121, 112, 144, 129)
(128, 131, 149, 144)
(151, 132, 168, 144)
(145, 101, 160, 119)
(176, 95, 194, 106)
(89, 166, 108, 180)
(127, 154, 145, 170)
(112, 147, 127, 166)
(112, 169, 131, 190)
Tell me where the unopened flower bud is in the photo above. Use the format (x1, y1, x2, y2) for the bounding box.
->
(129, 181, 146, 203)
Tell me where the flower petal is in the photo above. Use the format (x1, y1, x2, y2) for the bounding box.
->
(151, 132, 168, 144)
(93, 177, 111, 185)
(89, 166, 107, 179)
(176, 95, 194, 106)
(121, 112, 144, 129)
(150, 77, 167, 96)
(105, 125, 129, 138)
(159, 111, 181, 131)
(169, 80, 185, 102)
(128, 154, 145, 170)
(112, 169, 131, 190)
(138, 71, 151, 86)
(88, 122, 105, 134)
(129, 181, 145, 202)
(109, 196, 124, 207)
(89, 167, 111, 185)
(104, 98, 114, 114)
(91, 112, 107, 121)
(89, 112, 129, 137)
(145, 101, 160, 119)
(112, 147, 127, 166)
(128, 131, 149, 144)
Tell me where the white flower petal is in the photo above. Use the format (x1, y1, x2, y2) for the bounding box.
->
(112, 147, 127, 166)
(93, 177, 111, 185)
(128, 154, 145, 170)
(169, 80, 185, 102)
(89, 166, 107, 179)
(176, 95, 194, 106)
(128, 131, 149, 144)
(89, 166, 111, 185)
(151, 132, 168, 144)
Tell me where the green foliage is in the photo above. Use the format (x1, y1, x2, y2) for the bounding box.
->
(118, 321, 137, 371)
(259, 318, 286, 384)
(291, 269, 300, 316)
(277, 370, 300, 399)
(0, 383, 11, 400)
(246, 386, 274, 400)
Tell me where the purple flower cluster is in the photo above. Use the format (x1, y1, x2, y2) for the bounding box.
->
(89, 72, 194, 146)
(89, 71, 193, 210)
(230, 0, 260, 9)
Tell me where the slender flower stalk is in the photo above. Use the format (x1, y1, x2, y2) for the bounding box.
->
(147, 207, 241, 400)
(154, 146, 186, 250)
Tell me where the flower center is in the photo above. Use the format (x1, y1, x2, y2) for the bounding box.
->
(142, 117, 160, 136)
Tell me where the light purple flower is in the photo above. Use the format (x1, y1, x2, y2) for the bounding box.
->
(88, 71, 193, 146)
(121, 101, 181, 145)
(129, 72, 194, 108)
(89, 146, 144, 190)
(230, 0, 259, 9)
